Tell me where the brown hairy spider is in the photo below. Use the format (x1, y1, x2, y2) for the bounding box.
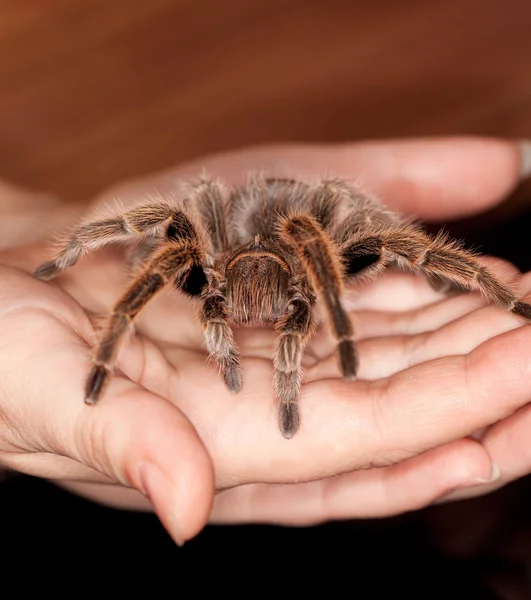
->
(34, 176, 531, 438)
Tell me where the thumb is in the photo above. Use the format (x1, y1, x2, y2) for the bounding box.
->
(74, 385, 215, 546)
(0, 268, 214, 545)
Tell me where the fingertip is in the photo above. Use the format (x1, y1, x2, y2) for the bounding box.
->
(437, 437, 495, 489)
(139, 455, 214, 545)
(336, 137, 522, 220)
(518, 138, 531, 181)
(80, 385, 215, 545)
(382, 438, 495, 514)
(133, 406, 215, 543)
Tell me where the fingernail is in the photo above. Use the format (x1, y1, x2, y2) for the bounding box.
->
(469, 461, 501, 485)
(433, 462, 501, 506)
(452, 462, 500, 491)
(139, 463, 186, 547)
(518, 139, 531, 182)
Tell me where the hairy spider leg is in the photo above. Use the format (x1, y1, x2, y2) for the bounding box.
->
(34, 202, 182, 280)
(199, 269, 243, 394)
(279, 213, 358, 379)
(273, 278, 316, 438)
(33, 178, 229, 281)
(342, 225, 531, 320)
(85, 242, 204, 403)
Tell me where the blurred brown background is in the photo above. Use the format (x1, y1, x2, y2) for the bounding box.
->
(1, 0, 530, 203)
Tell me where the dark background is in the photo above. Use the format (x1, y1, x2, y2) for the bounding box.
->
(1, 1, 531, 596)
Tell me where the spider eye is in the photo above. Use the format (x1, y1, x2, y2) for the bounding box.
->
(178, 264, 208, 296)
(345, 253, 380, 277)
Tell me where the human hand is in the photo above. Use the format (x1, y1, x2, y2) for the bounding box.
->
(1, 137, 530, 544)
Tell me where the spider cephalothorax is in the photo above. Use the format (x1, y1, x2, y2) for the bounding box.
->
(34, 176, 531, 438)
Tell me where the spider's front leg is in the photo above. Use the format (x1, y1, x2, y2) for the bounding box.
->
(34, 202, 182, 281)
(85, 242, 204, 403)
(34, 178, 228, 281)
(278, 213, 359, 380)
(199, 272, 243, 394)
(274, 281, 316, 439)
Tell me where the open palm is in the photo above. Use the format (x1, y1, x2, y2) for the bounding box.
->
(1, 137, 530, 544)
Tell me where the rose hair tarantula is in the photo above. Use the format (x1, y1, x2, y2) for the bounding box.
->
(34, 176, 531, 438)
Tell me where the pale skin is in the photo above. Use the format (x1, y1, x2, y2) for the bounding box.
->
(0, 137, 530, 546)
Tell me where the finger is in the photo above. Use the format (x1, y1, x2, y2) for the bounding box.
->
(0, 268, 214, 544)
(344, 269, 445, 313)
(363, 268, 529, 378)
(56, 480, 153, 512)
(307, 260, 525, 380)
(209, 438, 495, 525)
(99, 137, 528, 221)
(342, 256, 521, 338)
(58, 437, 497, 524)
(174, 322, 531, 487)
(309, 301, 527, 382)
(363, 325, 531, 466)
(437, 400, 531, 504)
(482, 403, 531, 488)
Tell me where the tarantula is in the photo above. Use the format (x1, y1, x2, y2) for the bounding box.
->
(34, 176, 531, 438)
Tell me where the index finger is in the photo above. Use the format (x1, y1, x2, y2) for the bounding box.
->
(96, 137, 529, 221)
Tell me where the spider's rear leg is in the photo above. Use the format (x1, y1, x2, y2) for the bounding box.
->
(199, 278, 243, 394)
(85, 243, 204, 404)
(343, 227, 531, 320)
(278, 213, 358, 380)
(274, 283, 316, 438)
